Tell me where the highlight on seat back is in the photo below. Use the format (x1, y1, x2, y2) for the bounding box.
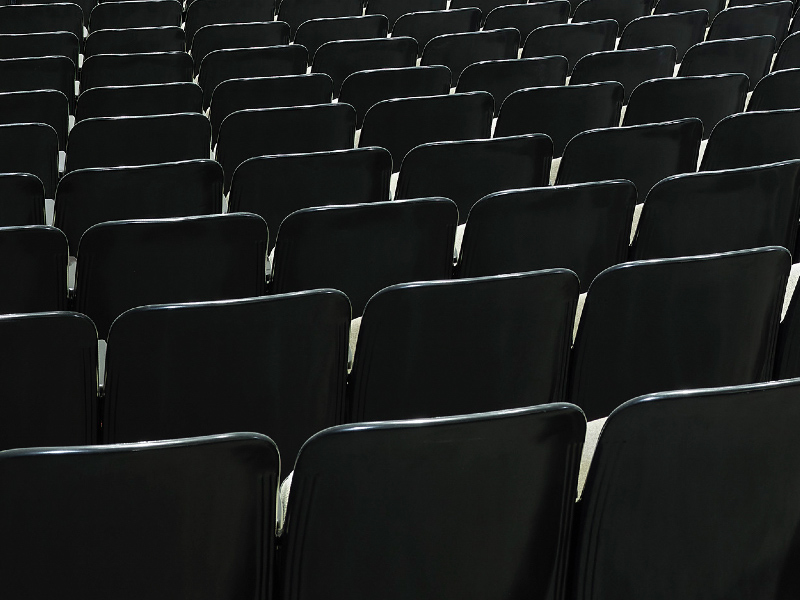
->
(571, 379, 800, 599)
(347, 270, 579, 422)
(74, 212, 268, 338)
(104, 290, 351, 469)
(281, 403, 586, 600)
(270, 197, 458, 315)
(567, 246, 791, 420)
(75, 82, 204, 122)
(0, 311, 97, 451)
(0, 433, 280, 600)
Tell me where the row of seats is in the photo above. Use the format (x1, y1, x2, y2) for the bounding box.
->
(4, 376, 800, 599)
(3, 244, 798, 464)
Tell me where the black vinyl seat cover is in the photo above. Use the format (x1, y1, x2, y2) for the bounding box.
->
(677, 35, 776, 91)
(80, 51, 194, 91)
(74, 213, 268, 338)
(483, 2, 571, 42)
(632, 160, 800, 260)
(75, 82, 204, 122)
(706, 1, 793, 45)
(421, 28, 520, 81)
(270, 198, 458, 315)
(0, 173, 46, 226)
(55, 159, 223, 254)
(104, 290, 350, 468)
(749, 68, 800, 111)
(210, 74, 334, 144)
(395, 134, 554, 224)
(623, 73, 749, 140)
(359, 92, 493, 171)
(191, 21, 291, 74)
(456, 56, 569, 116)
(494, 81, 623, 157)
(0, 433, 280, 600)
(198, 45, 309, 110)
(0, 89, 69, 151)
(567, 246, 790, 420)
(393, 8, 481, 58)
(89, 0, 183, 31)
(457, 180, 637, 292)
(618, 9, 708, 60)
(571, 379, 800, 600)
(522, 20, 618, 73)
(294, 15, 389, 61)
(281, 404, 586, 600)
(229, 147, 392, 252)
(0, 225, 68, 313)
(701, 108, 800, 171)
(557, 118, 703, 202)
(0, 311, 97, 451)
(0, 122, 59, 198)
(216, 103, 356, 192)
(347, 270, 579, 421)
(65, 113, 211, 173)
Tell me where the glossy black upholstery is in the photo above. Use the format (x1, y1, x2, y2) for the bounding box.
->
(0, 173, 45, 226)
(572, 380, 800, 600)
(0, 433, 280, 600)
(75, 82, 203, 122)
(522, 20, 618, 73)
(0, 312, 96, 450)
(618, 10, 708, 60)
(65, 113, 211, 173)
(312, 37, 418, 95)
(483, 1, 571, 41)
(395, 135, 553, 223)
(775, 31, 800, 71)
(84, 26, 184, 58)
(229, 147, 392, 251)
(278, 0, 362, 34)
(633, 160, 800, 261)
(74, 213, 268, 338)
(210, 74, 334, 143)
(281, 405, 585, 600)
(557, 118, 704, 202)
(0, 56, 74, 113)
(270, 198, 457, 315)
(0, 31, 80, 72)
(456, 56, 569, 116)
(29, 0, 94, 22)
(748, 68, 800, 111)
(0, 89, 69, 151)
(0, 3, 83, 39)
(0, 123, 58, 198)
(185, 0, 275, 46)
(104, 291, 350, 465)
(191, 21, 290, 73)
(392, 8, 481, 57)
(339, 65, 452, 128)
(55, 160, 223, 253)
(199, 45, 308, 110)
(365, 0, 446, 29)
(570, 46, 677, 103)
(295, 15, 388, 61)
(701, 108, 800, 170)
(572, 0, 652, 29)
(0, 226, 67, 312)
(623, 73, 749, 139)
(216, 103, 356, 192)
(495, 82, 623, 157)
(567, 246, 790, 420)
(707, 1, 792, 45)
(678, 35, 776, 91)
(359, 92, 493, 171)
(89, 0, 182, 31)
(421, 28, 520, 81)
(654, 0, 723, 19)
(457, 180, 637, 291)
(349, 271, 579, 420)
(80, 51, 193, 91)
